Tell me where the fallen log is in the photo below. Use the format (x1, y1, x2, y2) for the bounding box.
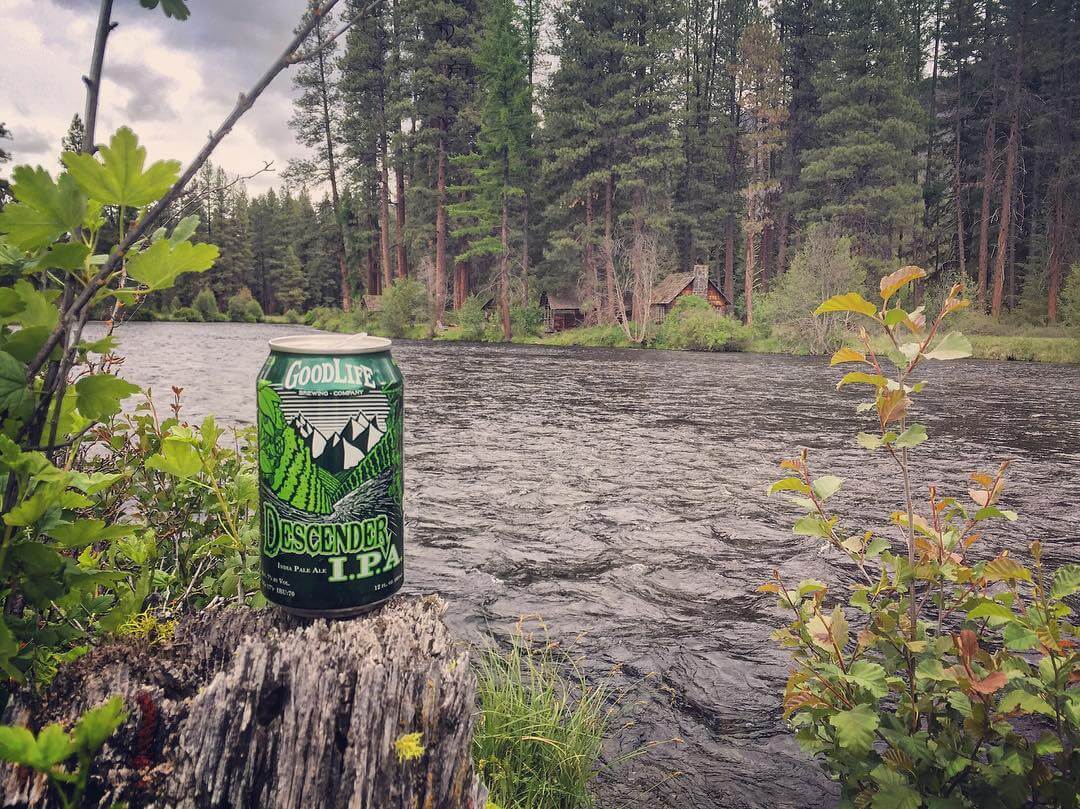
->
(1, 596, 487, 809)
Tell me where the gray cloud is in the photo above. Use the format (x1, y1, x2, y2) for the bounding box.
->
(106, 60, 176, 122)
(8, 125, 54, 160)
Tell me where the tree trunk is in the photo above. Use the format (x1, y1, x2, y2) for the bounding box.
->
(315, 15, 351, 313)
(499, 197, 512, 340)
(0, 598, 486, 809)
(954, 0, 967, 286)
(603, 176, 617, 325)
(723, 218, 735, 306)
(378, 86, 394, 290)
(391, 0, 409, 280)
(433, 128, 448, 327)
(1047, 178, 1065, 322)
(990, 25, 1022, 318)
(584, 188, 598, 322)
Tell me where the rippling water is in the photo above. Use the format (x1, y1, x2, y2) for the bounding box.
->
(88, 321, 1080, 808)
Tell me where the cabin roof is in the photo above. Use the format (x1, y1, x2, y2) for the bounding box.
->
(541, 290, 583, 311)
(362, 294, 382, 312)
(649, 272, 729, 305)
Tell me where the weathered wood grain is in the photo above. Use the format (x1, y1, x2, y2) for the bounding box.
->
(1, 596, 487, 809)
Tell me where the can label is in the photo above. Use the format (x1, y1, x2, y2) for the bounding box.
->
(257, 353, 403, 612)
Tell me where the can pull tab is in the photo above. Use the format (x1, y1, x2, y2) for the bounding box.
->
(342, 331, 369, 347)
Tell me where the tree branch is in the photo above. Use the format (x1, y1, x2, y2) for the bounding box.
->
(287, 0, 379, 65)
(27, 0, 348, 383)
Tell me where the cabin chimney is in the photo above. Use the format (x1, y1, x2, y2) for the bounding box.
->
(692, 264, 708, 297)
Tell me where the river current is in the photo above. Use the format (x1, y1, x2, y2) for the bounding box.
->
(88, 321, 1080, 808)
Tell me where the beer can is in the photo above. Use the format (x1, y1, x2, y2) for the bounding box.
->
(257, 333, 404, 616)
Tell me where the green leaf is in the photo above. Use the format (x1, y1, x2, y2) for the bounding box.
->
(880, 265, 927, 301)
(2, 326, 52, 364)
(973, 506, 1018, 522)
(0, 288, 24, 318)
(793, 515, 832, 539)
(836, 372, 888, 389)
(11, 280, 60, 330)
(126, 238, 218, 291)
(893, 424, 927, 449)
(811, 475, 843, 501)
(35, 242, 90, 272)
(768, 477, 810, 496)
(815, 292, 878, 318)
(139, 0, 191, 19)
(846, 661, 888, 699)
(74, 373, 140, 421)
(0, 167, 86, 251)
(1003, 621, 1039, 651)
(168, 214, 199, 244)
(924, 332, 972, 361)
(829, 703, 879, 755)
(998, 690, 1054, 716)
(1051, 564, 1080, 600)
(34, 724, 75, 767)
(2, 485, 60, 527)
(72, 696, 126, 753)
(967, 600, 1014, 621)
(0, 351, 33, 418)
(857, 432, 884, 450)
(0, 725, 39, 768)
(871, 782, 921, 809)
(48, 519, 136, 549)
(62, 127, 180, 208)
(145, 436, 203, 479)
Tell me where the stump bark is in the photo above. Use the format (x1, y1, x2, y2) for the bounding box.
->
(1, 596, 487, 809)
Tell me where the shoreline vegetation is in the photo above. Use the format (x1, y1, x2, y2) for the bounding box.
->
(131, 302, 1080, 365)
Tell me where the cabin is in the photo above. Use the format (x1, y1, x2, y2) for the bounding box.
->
(539, 290, 585, 331)
(649, 264, 729, 322)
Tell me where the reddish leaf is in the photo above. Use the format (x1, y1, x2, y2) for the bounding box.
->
(970, 670, 1007, 695)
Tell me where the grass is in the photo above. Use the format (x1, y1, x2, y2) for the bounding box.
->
(533, 324, 638, 348)
(474, 633, 609, 809)
(967, 334, 1080, 363)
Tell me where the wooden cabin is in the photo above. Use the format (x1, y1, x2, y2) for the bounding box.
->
(649, 264, 729, 322)
(539, 291, 585, 331)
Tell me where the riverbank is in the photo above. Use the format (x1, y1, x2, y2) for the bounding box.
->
(142, 309, 1080, 364)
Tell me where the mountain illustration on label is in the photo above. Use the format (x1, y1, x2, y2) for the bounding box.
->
(290, 411, 386, 475)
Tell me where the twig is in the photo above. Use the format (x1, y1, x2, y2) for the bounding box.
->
(26, 0, 349, 383)
(287, 0, 378, 64)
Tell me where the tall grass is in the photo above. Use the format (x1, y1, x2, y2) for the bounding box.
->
(474, 635, 609, 809)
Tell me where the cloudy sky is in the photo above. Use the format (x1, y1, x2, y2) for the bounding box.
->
(1, 0, 318, 194)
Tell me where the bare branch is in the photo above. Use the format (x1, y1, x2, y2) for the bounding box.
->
(287, 0, 378, 65)
(27, 0, 346, 382)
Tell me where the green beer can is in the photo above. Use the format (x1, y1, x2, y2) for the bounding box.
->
(257, 333, 404, 616)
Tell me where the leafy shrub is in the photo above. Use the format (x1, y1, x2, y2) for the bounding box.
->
(1061, 262, 1080, 338)
(454, 295, 489, 341)
(474, 630, 608, 809)
(172, 306, 203, 322)
(283, 308, 302, 324)
(763, 267, 1079, 807)
(511, 304, 544, 338)
(226, 286, 261, 323)
(652, 295, 749, 351)
(380, 277, 428, 338)
(540, 324, 636, 347)
(192, 287, 220, 321)
(763, 224, 865, 354)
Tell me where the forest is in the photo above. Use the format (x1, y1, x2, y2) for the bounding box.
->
(106, 0, 1076, 344)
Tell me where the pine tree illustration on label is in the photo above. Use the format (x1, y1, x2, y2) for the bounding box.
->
(257, 334, 404, 616)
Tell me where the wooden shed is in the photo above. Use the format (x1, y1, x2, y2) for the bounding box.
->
(649, 264, 729, 322)
(539, 290, 585, 331)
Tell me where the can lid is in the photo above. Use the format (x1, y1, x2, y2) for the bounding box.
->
(267, 332, 392, 355)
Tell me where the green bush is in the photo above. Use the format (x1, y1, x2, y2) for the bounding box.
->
(765, 270, 1079, 807)
(283, 308, 302, 324)
(763, 224, 865, 354)
(474, 631, 608, 809)
(1061, 262, 1080, 338)
(380, 278, 428, 338)
(539, 324, 636, 347)
(652, 295, 749, 351)
(511, 304, 544, 338)
(454, 295, 489, 341)
(192, 287, 220, 321)
(226, 286, 261, 323)
(172, 306, 203, 322)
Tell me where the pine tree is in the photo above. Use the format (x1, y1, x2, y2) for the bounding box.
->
(288, 6, 353, 311)
(451, 0, 531, 338)
(212, 187, 254, 300)
(60, 114, 85, 161)
(796, 0, 923, 272)
(411, 0, 479, 325)
(277, 246, 308, 312)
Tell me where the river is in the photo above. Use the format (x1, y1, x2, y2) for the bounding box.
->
(89, 321, 1080, 808)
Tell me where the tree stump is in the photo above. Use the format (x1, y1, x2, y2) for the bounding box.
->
(1, 596, 488, 809)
